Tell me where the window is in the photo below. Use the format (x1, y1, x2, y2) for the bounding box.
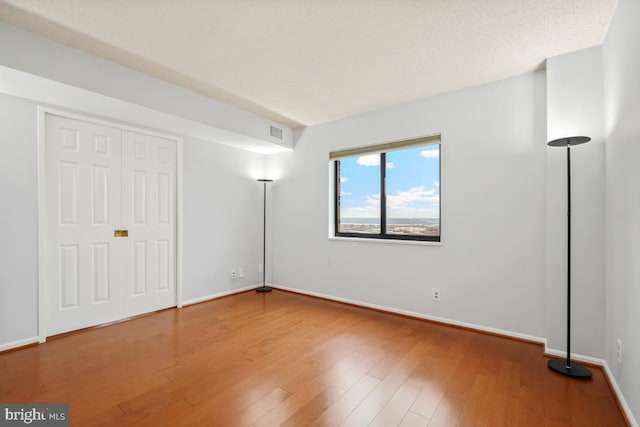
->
(332, 135, 441, 242)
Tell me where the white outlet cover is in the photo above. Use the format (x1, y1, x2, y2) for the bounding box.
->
(617, 339, 622, 363)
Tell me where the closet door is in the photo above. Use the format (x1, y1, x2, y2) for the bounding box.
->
(44, 115, 177, 336)
(45, 115, 123, 335)
(121, 130, 176, 317)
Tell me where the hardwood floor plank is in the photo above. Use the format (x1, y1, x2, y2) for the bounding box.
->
(332, 352, 384, 392)
(399, 410, 431, 427)
(279, 384, 345, 427)
(0, 290, 627, 426)
(311, 375, 380, 426)
(369, 377, 423, 427)
(234, 386, 292, 425)
(253, 352, 362, 427)
(339, 367, 410, 426)
(410, 380, 444, 420)
(456, 373, 495, 427)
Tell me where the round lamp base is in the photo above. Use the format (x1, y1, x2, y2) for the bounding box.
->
(547, 359, 592, 379)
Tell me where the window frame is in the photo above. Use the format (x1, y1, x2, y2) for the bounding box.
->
(333, 142, 441, 243)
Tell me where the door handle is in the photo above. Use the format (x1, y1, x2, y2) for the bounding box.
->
(114, 230, 129, 237)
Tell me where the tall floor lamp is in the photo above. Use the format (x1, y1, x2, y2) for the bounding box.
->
(256, 179, 273, 292)
(547, 136, 592, 379)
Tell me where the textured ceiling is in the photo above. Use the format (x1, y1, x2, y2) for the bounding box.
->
(0, 0, 618, 127)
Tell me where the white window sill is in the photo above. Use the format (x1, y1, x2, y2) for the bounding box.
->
(328, 236, 442, 247)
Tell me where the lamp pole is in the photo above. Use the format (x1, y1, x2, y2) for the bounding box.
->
(256, 179, 273, 292)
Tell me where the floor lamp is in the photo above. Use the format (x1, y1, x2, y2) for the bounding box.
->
(547, 136, 592, 379)
(256, 179, 273, 292)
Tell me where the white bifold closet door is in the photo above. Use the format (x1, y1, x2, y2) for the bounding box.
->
(44, 114, 176, 336)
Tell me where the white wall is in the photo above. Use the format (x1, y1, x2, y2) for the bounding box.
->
(268, 72, 548, 339)
(0, 93, 39, 347)
(545, 47, 606, 358)
(0, 91, 266, 349)
(182, 138, 266, 302)
(603, 0, 640, 421)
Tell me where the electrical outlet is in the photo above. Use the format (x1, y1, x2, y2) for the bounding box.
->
(617, 339, 622, 363)
(258, 263, 263, 273)
(432, 288, 441, 302)
(231, 270, 238, 279)
(239, 268, 244, 278)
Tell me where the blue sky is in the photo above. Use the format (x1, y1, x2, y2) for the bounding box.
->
(339, 145, 440, 219)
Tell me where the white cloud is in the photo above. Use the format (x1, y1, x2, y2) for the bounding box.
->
(387, 186, 438, 209)
(434, 180, 440, 187)
(366, 193, 381, 208)
(341, 186, 440, 219)
(340, 193, 380, 218)
(357, 154, 380, 167)
(340, 176, 349, 183)
(354, 155, 394, 169)
(387, 186, 439, 218)
(386, 206, 440, 218)
(340, 191, 352, 196)
(420, 149, 439, 159)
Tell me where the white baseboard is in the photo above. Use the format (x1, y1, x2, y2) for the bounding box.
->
(271, 283, 546, 344)
(0, 336, 40, 353)
(181, 284, 259, 306)
(543, 346, 607, 366)
(602, 362, 638, 427)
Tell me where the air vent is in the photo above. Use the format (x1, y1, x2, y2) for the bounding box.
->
(269, 125, 283, 140)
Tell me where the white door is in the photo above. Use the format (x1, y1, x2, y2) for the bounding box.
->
(44, 114, 176, 336)
(121, 130, 176, 318)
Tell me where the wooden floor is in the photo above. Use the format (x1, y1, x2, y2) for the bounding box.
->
(0, 290, 626, 426)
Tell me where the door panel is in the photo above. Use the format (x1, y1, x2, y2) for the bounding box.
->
(92, 243, 111, 303)
(91, 165, 110, 225)
(157, 240, 170, 291)
(58, 161, 79, 225)
(59, 244, 80, 309)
